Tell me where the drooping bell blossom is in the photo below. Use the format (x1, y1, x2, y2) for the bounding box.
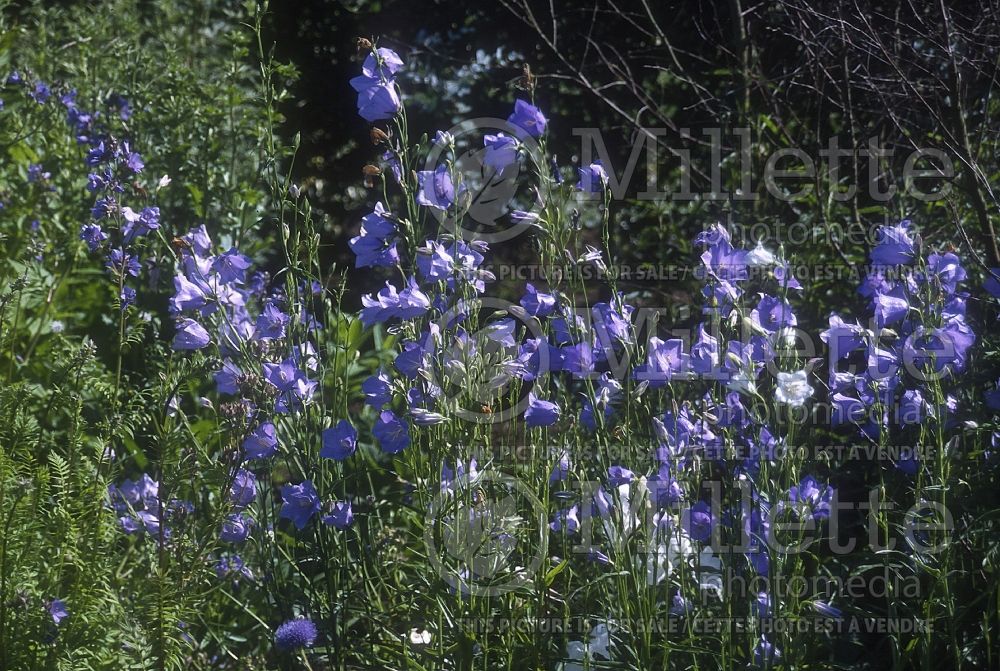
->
(274, 618, 318, 651)
(373, 410, 410, 454)
(170, 274, 209, 314)
(212, 248, 252, 284)
(323, 501, 354, 529)
(483, 133, 518, 172)
(243, 422, 278, 460)
(787, 476, 834, 520)
(172, 318, 210, 350)
(870, 220, 915, 265)
(394, 339, 431, 379)
(561, 341, 594, 377)
(351, 79, 401, 122)
(746, 241, 777, 266)
(484, 318, 517, 348)
(653, 407, 695, 457)
(576, 160, 609, 192)
(831, 393, 866, 426)
(362, 369, 393, 409)
(279, 481, 321, 530)
(872, 285, 909, 328)
(637, 337, 685, 387)
(607, 465, 634, 487)
(507, 99, 547, 138)
(360, 282, 400, 327)
(183, 224, 213, 257)
(867, 343, 899, 380)
(396, 276, 431, 319)
(220, 513, 253, 543)
(350, 202, 399, 268)
(820, 314, 866, 360)
(897, 388, 927, 425)
(592, 299, 634, 346)
(683, 501, 714, 543)
(690, 323, 720, 376)
(321, 420, 357, 461)
(441, 458, 479, 491)
(524, 393, 560, 427)
(549, 505, 581, 533)
(984, 268, 1000, 298)
(754, 637, 781, 666)
(519, 283, 556, 317)
(752, 295, 797, 333)
(263, 358, 317, 413)
(549, 451, 571, 484)
(923, 251, 967, 295)
(48, 599, 69, 625)
(509, 209, 542, 228)
(229, 469, 257, 507)
(697, 224, 748, 282)
(775, 369, 814, 407)
(903, 321, 976, 375)
(416, 165, 456, 210)
(416, 239, 454, 282)
(349, 227, 398, 268)
(252, 302, 290, 340)
(361, 47, 404, 79)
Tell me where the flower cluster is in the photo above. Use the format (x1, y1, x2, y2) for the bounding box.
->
(823, 219, 975, 473)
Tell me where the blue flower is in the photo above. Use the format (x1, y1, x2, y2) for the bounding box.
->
(80, 223, 108, 252)
(787, 476, 834, 520)
(373, 410, 410, 454)
(279, 481, 321, 530)
(507, 99, 547, 138)
(321, 420, 358, 461)
(519, 283, 556, 317)
(48, 599, 68, 625)
(870, 220, 915, 265)
(683, 500, 713, 542)
(243, 422, 279, 459)
(220, 513, 253, 543)
(483, 133, 518, 172)
(274, 618, 318, 650)
(576, 161, 609, 192)
(349, 210, 399, 268)
(362, 369, 393, 409)
(172, 318, 210, 350)
(212, 248, 253, 284)
(229, 469, 257, 507)
(361, 47, 404, 79)
(253, 303, 290, 340)
(416, 165, 456, 210)
(350, 79, 401, 122)
(323, 501, 354, 529)
(214, 360, 243, 395)
(524, 393, 560, 427)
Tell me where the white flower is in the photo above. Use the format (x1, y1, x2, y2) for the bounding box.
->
(727, 368, 757, 396)
(775, 369, 814, 407)
(157, 174, 171, 189)
(50, 320, 64, 333)
(746, 241, 777, 266)
(646, 529, 694, 585)
(408, 628, 432, 645)
(562, 622, 613, 671)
